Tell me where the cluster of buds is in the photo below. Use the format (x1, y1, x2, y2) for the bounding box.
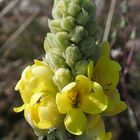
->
(14, 0, 127, 140)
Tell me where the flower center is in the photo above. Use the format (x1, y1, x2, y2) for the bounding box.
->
(69, 90, 80, 108)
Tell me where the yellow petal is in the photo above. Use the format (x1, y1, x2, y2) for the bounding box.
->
(56, 92, 72, 114)
(24, 104, 34, 127)
(32, 66, 52, 78)
(76, 75, 92, 95)
(15, 79, 22, 91)
(37, 120, 52, 129)
(62, 82, 76, 93)
(86, 115, 100, 130)
(94, 55, 121, 91)
(30, 104, 40, 125)
(81, 82, 108, 114)
(86, 116, 112, 140)
(13, 104, 25, 113)
(21, 66, 32, 80)
(103, 90, 127, 116)
(20, 87, 32, 103)
(34, 59, 48, 67)
(64, 109, 87, 135)
(30, 92, 43, 105)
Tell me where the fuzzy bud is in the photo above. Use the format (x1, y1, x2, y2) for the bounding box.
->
(70, 26, 85, 43)
(77, 8, 89, 25)
(61, 16, 75, 31)
(53, 68, 73, 90)
(64, 44, 81, 67)
(48, 19, 64, 33)
(74, 60, 88, 75)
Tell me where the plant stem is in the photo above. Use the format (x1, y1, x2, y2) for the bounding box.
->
(103, 0, 117, 41)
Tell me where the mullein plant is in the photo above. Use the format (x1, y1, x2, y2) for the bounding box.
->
(14, 0, 127, 139)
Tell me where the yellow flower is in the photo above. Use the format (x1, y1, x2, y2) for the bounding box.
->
(93, 55, 120, 92)
(24, 94, 62, 136)
(103, 90, 127, 116)
(14, 60, 63, 136)
(88, 42, 127, 116)
(15, 60, 57, 104)
(78, 115, 112, 140)
(56, 75, 108, 135)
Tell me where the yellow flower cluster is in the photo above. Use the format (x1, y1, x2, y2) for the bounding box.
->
(14, 42, 127, 139)
(14, 0, 127, 139)
(14, 60, 62, 135)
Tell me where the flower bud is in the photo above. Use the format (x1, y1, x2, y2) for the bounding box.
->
(74, 60, 88, 75)
(45, 50, 67, 72)
(54, 32, 70, 50)
(85, 21, 100, 37)
(80, 37, 101, 59)
(77, 8, 89, 25)
(48, 19, 64, 33)
(52, 1, 68, 19)
(64, 44, 81, 67)
(84, 2, 96, 18)
(44, 33, 56, 52)
(61, 16, 75, 31)
(70, 26, 85, 43)
(68, 1, 81, 16)
(53, 68, 73, 90)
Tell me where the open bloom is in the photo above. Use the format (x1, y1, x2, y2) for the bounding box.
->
(88, 42, 127, 116)
(56, 75, 108, 135)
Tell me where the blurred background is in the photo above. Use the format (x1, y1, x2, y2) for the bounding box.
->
(0, 0, 140, 139)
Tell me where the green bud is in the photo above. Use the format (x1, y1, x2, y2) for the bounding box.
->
(68, 1, 81, 16)
(44, 0, 102, 74)
(77, 8, 89, 25)
(85, 21, 97, 35)
(81, 0, 91, 9)
(74, 60, 88, 75)
(86, 21, 101, 40)
(53, 68, 73, 90)
(48, 19, 64, 33)
(54, 32, 70, 50)
(79, 37, 101, 60)
(61, 16, 75, 31)
(45, 49, 66, 72)
(44, 38, 49, 52)
(85, 2, 96, 18)
(52, 1, 68, 19)
(64, 44, 81, 67)
(44, 33, 56, 52)
(70, 26, 85, 43)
